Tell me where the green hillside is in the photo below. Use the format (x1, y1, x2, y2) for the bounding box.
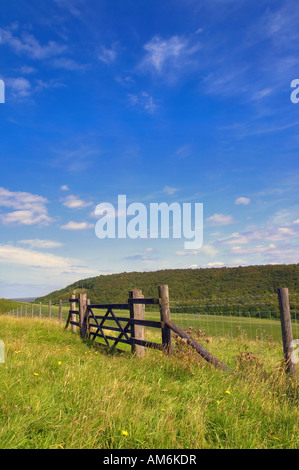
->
(0, 299, 29, 315)
(37, 263, 299, 305)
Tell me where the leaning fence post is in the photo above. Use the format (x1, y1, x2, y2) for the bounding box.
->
(159, 285, 173, 354)
(278, 288, 296, 377)
(129, 289, 146, 357)
(79, 292, 88, 338)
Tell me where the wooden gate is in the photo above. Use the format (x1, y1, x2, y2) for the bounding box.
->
(87, 300, 164, 352)
(65, 289, 170, 355)
(65, 286, 230, 370)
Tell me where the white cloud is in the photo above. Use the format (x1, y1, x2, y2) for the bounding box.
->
(176, 250, 200, 256)
(140, 35, 200, 76)
(6, 77, 31, 98)
(51, 57, 88, 71)
(127, 92, 158, 114)
(163, 186, 178, 196)
(206, 213, 235, 226)
(60, 185, 70, 191)
(20, 65, 36, 74)
(60, 221, 94, 230)
(98, 45, 117, 65)
(54, 0, 83, 16)
(176, 244, 218, 257)
(231, 244, 276, 255)
(0, 187, 52, 226)
(0, 26, 66, 60)
(222, 225, 299, 246)
(62, 194, 92, 209)
(176, 144, 191, 159)
(0, 244, 71, 269)
(203, 261, 225, 268)
(18, 239, 63, 249)
(0, 243, 100, 277)
(235, 197, 251, 206)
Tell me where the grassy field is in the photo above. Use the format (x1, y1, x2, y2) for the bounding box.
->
(0, 299, 32, 316)
(0, 314, 299, 449)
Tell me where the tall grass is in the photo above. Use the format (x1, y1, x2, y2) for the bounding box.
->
(0, 316, 298, 449)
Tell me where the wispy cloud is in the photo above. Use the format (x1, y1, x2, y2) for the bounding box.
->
(6, 77, 31, 99)
(222, 223, 299, 246)
(127, 92, 158, 114)
(60, 221, 94, 230)
(62, 194, 92, 209)
(176, 244, 218, 257)
(18, 239, 63, 249)
(206, 213, 235, 226)
(235, 197, 251, 206)
(51, 57, 88, 71)
(163, 186, 178, 196)
(0, 187, 52, 226)
(0, 243, 100, 276)
(139, 34, 200, 83)
(175, 145, 192, 159)
(202, 261, 225, 268)
(0, 25, 66, 60)
(50, 146, 100, 173)
(98, 45, 117, 65)
(54, 0, 84, 17)
(124, 248, 159, 262)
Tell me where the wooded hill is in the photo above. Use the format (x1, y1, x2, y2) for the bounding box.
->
(37, 264, 299, 306)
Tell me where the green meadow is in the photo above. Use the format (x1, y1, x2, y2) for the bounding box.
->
(0, 310, 298, 449)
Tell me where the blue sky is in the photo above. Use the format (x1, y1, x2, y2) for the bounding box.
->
(0, 0, 299, 298)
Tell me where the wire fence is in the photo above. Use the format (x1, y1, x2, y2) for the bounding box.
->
(7, 293, 299, 346)
(169, 293, 299, 344)
(8, 302, 70, 322)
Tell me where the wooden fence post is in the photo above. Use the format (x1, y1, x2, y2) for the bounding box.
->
(278, 288, 297, 377)
(59, 299, 62, 323)
(129, 289, 146, 357)
(48, 301, 51, 319)
(39, 302, 42, 319)
(159, 285, 173, 354)
(25, 305, 27, 317)
(31, 304, 34, 319)
(71, 294, 77, 333)
(79, 292, 87, 338)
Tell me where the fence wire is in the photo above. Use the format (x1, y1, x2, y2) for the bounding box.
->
(169, 293, 299, 344)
